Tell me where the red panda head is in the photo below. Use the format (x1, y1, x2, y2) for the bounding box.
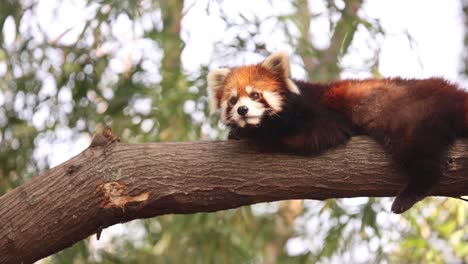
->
(207, 52, 300, 128)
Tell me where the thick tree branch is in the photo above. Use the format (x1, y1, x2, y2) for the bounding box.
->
(0, 136, 467, 263)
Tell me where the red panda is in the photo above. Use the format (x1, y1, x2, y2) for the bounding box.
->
(207, 52, 468, 214)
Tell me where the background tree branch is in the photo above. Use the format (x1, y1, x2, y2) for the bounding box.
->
(0, 136, 467, 263)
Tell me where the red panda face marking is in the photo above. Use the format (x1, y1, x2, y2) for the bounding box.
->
(231, 95, 265, 127)
(220, 82, 275, 127)
(219, 81, 284, 127)
(208, 52, 300, 128)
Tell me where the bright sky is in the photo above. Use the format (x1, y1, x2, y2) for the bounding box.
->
(366, 0, 464, 81)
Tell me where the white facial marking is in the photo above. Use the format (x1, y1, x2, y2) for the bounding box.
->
(231, 89, 237, 97)
(245, 85, 253, 94)
(231, 97, 265, 127)
(237, 119, 246, 127)
(262, 91, 283, 113)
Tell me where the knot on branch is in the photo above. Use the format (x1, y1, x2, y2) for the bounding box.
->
(89, 126, 120, 148)
(96, 181, 150, 209)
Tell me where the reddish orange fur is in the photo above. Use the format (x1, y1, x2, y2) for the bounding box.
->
(323, 79, 400, 114)
(221, 65, 284, 101)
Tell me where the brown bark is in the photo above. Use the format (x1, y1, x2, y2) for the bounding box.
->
(0, 137, 467, 263)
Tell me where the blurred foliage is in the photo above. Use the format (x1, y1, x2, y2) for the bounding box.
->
(0, 0, 467, 263)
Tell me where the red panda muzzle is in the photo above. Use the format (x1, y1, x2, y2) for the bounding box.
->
(237, 105, 249, 116)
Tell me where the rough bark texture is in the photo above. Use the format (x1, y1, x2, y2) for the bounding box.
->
(0, 137, 467, 263)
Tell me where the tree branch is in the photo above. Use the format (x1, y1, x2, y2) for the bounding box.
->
(1, 136, 467, 263)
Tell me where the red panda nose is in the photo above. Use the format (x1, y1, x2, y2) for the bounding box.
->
(237, 105, 249, 116)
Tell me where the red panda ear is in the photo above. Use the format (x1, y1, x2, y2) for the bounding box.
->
(207, 68, 231, 114)
(262, 52, 300, 94)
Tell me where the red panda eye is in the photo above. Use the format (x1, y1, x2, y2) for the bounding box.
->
(250, 92, 259, 100)
(230, 97, 237, 105)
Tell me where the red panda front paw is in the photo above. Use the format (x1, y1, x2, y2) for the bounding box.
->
(228, 128, 244, 140)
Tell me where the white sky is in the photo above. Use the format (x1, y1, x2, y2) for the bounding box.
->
(367, 0, 464, 81)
